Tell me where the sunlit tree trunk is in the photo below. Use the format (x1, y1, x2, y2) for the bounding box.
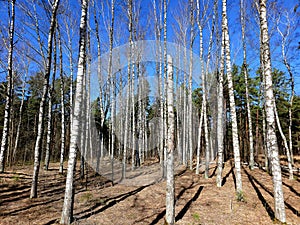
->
(222, 0, 243, 194)
(277, 20, 295, 174)
(44, 34, 57, 171)
(165, 55, 175, 225)
(60, 0, 87, 223)
(196, 102, 203, 175)
(13, 65, 27, 164)
(58, 27, 66, 174)
(216, 30, 225, 187)
(188, 0, 194, 171)
(0, 0, 15, 173)
(122, 0, 133, 179)
(259, 0, 286, 222)
(108, 0, 115, 179)
(162, 0, 168, 177)
(30, 0, 60, 198)
(240, 0, 254, 170)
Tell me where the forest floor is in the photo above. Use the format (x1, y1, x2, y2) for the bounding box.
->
(0, 156, 299, 225)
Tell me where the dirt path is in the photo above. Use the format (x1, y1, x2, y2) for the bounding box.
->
(0, 161, 299, 225)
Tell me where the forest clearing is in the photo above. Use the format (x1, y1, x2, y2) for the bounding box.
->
(0, 157, 299, 225)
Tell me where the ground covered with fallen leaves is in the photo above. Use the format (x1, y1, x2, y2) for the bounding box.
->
(0, 157, 299, 225)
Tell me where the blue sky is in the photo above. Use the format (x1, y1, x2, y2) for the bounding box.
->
(0, 0, 299, 95)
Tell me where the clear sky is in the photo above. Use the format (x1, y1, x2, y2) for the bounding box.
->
(0, 0, 299, 94)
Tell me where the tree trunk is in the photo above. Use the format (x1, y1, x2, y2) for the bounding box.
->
(240, 0, 254, 170)
(58, 27, 66, 174)
(60, 0, 88, 223)
(188, 0, 194, 171)
(222, 0, 243, 194)
(259, 0, 286, 222)
(0, 0, 15, 173)
(216, 30, 225, 187)
(13, 64, 27, 164)
(165, 55, 175, 225)
(44, 34, 57, 171)
(30, 0, 60, 198)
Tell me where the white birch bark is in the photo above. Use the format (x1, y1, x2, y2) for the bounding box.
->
(259, 0, 286, 222)
(273, 104, 293, 179)
(240, 0, 254, 170)
(58, 27, 66, 174)
(44, 35, 57, 171)
(12, 65, 27, 163)
(30, 0, 60, 198)
(162, 0, 168, 177)
(196, 102, 204, 175)
(0, 0, 15, 173)
(188, 0, 194, 171)
(166, 55, 175, 225)
(108, 0, 115, 179)
(122, 0, 133, 179)
(216, 30, 225, 187)
(277, 21, 295, 173)
(60, 0, 87, 223)
(222, 0, 243, 193)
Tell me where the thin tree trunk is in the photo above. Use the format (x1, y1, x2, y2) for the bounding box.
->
(277, 22, 295, 170)
(0, 0, 15, 173)
(188, 0, 194, 171)
(162, 0, 168, 177)
(44, 34, 57, 171)
(13, 66, 27, 163)
(196, 102, 204, 175)
(30, 0, 60, 198)
(165, 55, 175, 225)
(123, 0, 134, 179)
(60, 0, 88, 223)
(58, 27, 66, 174)
(222, 0, 243, 194)
(240, 0, 254, 170)
(216, 30, 225, 187)
(273, 104, 293, 179)
(259, 0, 286, 222)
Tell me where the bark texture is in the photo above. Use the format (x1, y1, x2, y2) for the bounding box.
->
(259, 0, 286, 222)
(60, 0, 88, 223)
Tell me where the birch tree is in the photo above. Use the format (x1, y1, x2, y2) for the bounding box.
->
(188, 0, 195, 171)
(30, 0, 60, 198)
(222, 0, 243, 194)
(60, 0, 88, 223)
(44, 33, 57, 171)
(276, 8, 297, 175)
(0, 0, 15, 173)
(259, 0, 286, 222)
(165, 55, 175, 225)
(240, 0, 254, 170)
(58, 27, 66, 174)
(216, 30, 225, 187)
(122, 0, 133, 179)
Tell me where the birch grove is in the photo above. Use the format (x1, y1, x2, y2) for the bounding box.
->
(0, 0, 299, 224)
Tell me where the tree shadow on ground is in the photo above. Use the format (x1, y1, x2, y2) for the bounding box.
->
(243, 167, 275, 220)
(149, 183, 203, 225)
(175, 185, 204, 221)
(221, 165, 234, 186)
(282, 181, 300, 197)
(245, 168, 299, 217)
(209, 166, 217, 178)
(75, 184, 152, 221)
